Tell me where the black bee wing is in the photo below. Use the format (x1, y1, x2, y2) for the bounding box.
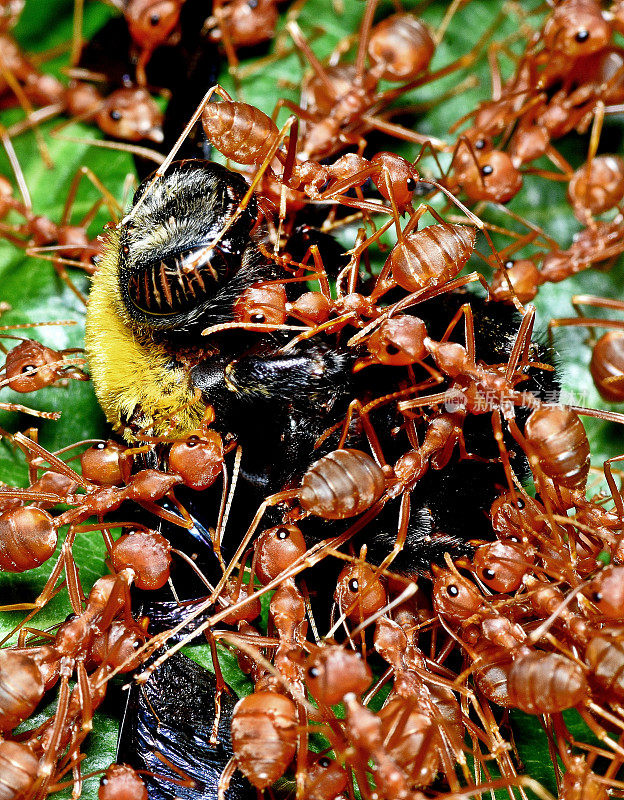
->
(117, 651, 254, 800)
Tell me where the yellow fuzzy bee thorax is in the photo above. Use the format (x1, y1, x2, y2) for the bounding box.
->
(85, 228, 207, 441)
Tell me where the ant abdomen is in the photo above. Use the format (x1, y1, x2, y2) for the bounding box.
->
(368, 13, 435, 81)
(507, 651, 587, 714)
(99, 763, 148, 800)
(0, 649, 45, 731)
(230, 691, 298, 789)
(0, 740, 39, 800)
(585, 635, 624, 699)
(525, 407, 590, 490)
(299, 449, 385, 519)
(389, 223, 476, 292)
(202, 101, 279, 164)
(590, 332, 624, 402)
(0, 506, 57, 572)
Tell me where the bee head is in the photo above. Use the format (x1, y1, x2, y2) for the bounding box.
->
(118, 160, 257, 332)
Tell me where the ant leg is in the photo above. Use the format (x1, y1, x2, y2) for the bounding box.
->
(13, 432, 88, 487)
(63, 535, 84, 615)
(286, 20, 337, 99)
(271, 96, 318, 125)
(207, 629, 227, 746)
(388, 271, 491, 318)
(435, 0, 467, 44)
(375, 491, 410, 573)
(354, 0, 379, 79)
(0, 401, 60, 419)
(491, 410, 520, 497)
(64, 165, 123, 224)
(336, 399, 388, 469)
(360, 114, 450, 152)
(36, 671, 72, 794)
(217, 757, 237, 800)
(572, 294, 624, 314)
(0, 55, 52, 168)
(603, 455, 624, 522)
(438, 303, 475, 361)
(0, 122, 32, 210)
(71, 0, 83, 66)
(505, 306, 536, 381)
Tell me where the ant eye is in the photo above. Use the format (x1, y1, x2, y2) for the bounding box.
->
(483, 568, 496, 580)
(276, 527, 290, 540)
(592, 592, 603, 603)
(447, 584, 459, 597)
(248, 0, 259, 7)
(187, 435, 200, 447)
(348, 578, 359, 592)
(475, 138, 486, 150)
(385, 344, 400, 356)
(109, 109, 122, 121)
(95, 442, 106, 450)
(250, 313, 266, 323)
(515, 498, 525, 509)
(308, 666, 320, 678)
(150, 13, 161, 25)
(575, 29, 589, 42)
(21, 364, 36, 373)
(319, 757, 331, 768)
(406, 177, 416, 191)
(504, 260, 514, 269)
(481, 164, 494, 176)
(509, 535, 521, 543)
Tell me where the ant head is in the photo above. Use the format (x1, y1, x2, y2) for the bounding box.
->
(233, 282, 287, 327)
(168, 429, 224, 490)
(370, 152, 419, 210)
(490, 489, 546, 537)
(544, 0, 611, 57)
(334, 561, 387, 622)
(461, 150, 523, 204)
(125, 0, 182, 50)
(432, 566, 484, 622)
(96, 87, 164, 143)
(304, 645, 372, 705)
(367, 316, 428, 366)
(490, 259, 541, 305)
(254, 524, 307, 585)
